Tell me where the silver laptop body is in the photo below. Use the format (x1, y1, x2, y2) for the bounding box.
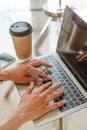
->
(34, 6, 87, 126)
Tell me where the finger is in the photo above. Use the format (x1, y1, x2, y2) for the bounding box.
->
(26, 60, 42, 66)
(30, 60, 52, 67)
(76, 54, 86, 61)
(41, 83, 62, 97)
(76, 54, 83, 59)
(21, 77, 42, 84)
(46, 100, 66, 111)
(78, 54, 87, 62)
(26, 65, 52, 80)
(23, 82, 34, 95)
(46, 90, 64, 103)
(25, 60, 37, 65)
(38, 82, 52, 93)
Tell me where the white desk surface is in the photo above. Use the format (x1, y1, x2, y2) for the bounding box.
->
(0, 7, 87, 130)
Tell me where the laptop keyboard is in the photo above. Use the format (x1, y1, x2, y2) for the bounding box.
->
(39, 54, 87, 112)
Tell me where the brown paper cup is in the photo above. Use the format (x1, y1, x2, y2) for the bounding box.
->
(9, 21, 33, 62)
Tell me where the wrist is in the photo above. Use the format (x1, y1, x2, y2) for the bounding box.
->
(15, 108, 31, 124)
(0, 70, 8, 81)
(0, 110, 25, 130)
(11, 109, 25, 128)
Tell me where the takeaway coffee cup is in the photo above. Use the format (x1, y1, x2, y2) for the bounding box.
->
(9, 21, 33, 62)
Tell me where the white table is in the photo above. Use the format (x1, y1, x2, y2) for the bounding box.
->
(0, 7, 87, 130)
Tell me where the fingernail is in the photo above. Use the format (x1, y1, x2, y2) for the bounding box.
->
(49, 64, 52, 67)
(61, 100, 66, 104)
(38, 78, 42, 82)
(57, 82, 62, 86)
(30, 81, 34, 85)
(48, 76, 52, 80)
(58, 82, 62, 85)
(60, 90, 64, 94)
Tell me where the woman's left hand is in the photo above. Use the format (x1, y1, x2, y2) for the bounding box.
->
(0, 59, 52, 84)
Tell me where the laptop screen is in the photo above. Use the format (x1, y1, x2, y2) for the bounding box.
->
(56, 6, 87, 53)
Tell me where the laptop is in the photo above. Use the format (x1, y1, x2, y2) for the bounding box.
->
(33, 6, 87, 126)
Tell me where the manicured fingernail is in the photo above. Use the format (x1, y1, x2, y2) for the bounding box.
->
(61, 100, 66, 104)
(49, 64, 52, 67)
(57, 82, 62, 87)
(60, 90, 64, 94)
(48, 76, 52, 80)
(58, 82, 62, 84)
(38, 78, 42, 82)
(30, 82, 34, 85)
